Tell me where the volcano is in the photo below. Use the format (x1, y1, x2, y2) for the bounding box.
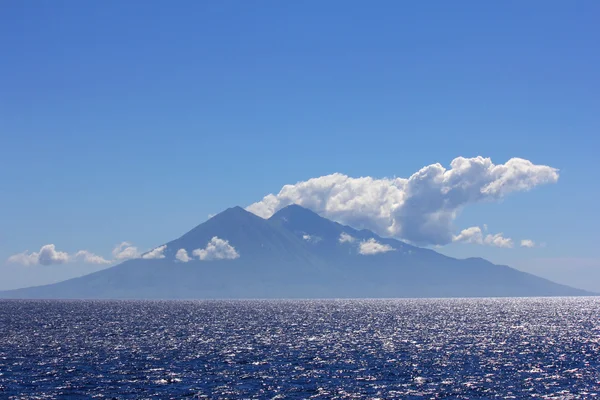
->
(0, 205, 591, 299)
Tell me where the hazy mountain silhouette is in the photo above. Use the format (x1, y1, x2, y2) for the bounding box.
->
(0, 205, 592, 299)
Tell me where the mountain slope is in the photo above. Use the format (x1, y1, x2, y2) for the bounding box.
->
(266, 205, 590, 297)
(0, 205, 592, 299)
(164, 206, 322, 265)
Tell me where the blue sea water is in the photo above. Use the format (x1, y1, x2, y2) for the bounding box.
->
(0, 298, 599, 399)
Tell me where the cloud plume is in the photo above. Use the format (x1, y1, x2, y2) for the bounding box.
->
(247, 157, 558, 245)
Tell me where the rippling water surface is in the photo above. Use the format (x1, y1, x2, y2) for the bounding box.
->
(1, 298, 599, 399)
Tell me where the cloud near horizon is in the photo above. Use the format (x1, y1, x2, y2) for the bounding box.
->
(247, 156, 557, 246)
(7, 238, 240, 266)
(7, 244, 111, 266)
(7, 241, 168, 266)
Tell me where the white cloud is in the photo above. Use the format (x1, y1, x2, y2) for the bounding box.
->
(7, 244, 110, 266)
(453, 226, 485, 244)
(7, 244, 69, 266)
(6, 245, 66, 266)
(484, 233, 514, 248)
(246, 156, 558, 245)
(192, 237, 240, 261)
(453, 226, 514, 248)
(72, 250, 112, 265)
(521, 239, 536, 248)
(358, 238, 394, 255)
(112, 242, 140, 260)
(175, 248, 191, 262)
(38, 244, 70, 265)
(7, 252, 39, 266)
(142, 245, 167, 259)
(339, 233, 394, 255)
(339, 232, 356, 243)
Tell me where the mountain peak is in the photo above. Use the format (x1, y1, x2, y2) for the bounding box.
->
(211, 205, 255, 221)
(268, 204, 350, 241)
(270, 204, 322, 220)
(172, 205, 265, 244)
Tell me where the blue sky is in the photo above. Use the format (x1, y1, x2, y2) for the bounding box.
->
(1, 1, 599, 291)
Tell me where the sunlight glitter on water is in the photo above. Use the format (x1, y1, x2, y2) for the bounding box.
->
(0, 297, 599, 398)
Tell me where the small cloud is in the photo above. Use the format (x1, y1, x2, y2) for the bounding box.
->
(7, 251, 39, 266)
(339, 232, 356, 243)
(38, 244, 70, 265)
(73, 250, 112, 265)
(6, 251, 38, 266)
(112, 242, 140, 260)
(142, 245, 167, 259)
(193, 237, 239, 261)
(453, 226, 514, 248)
(7, 244, 68, 266)
(358, 238, 394, 255)
(521, 239, 536, 248)
(453, 226, 484, 244)
(175, 248, 191, 262)
(302, 234, 322, 243)
(484, 233, 513, 248)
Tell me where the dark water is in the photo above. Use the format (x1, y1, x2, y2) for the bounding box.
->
(1, 298, 599, 399)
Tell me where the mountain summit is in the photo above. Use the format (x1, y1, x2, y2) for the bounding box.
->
(0, 205, 591, 299)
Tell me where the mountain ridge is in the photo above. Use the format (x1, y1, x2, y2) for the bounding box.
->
(0, 204, 593, 299)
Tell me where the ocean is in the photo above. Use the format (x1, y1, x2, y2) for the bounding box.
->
(1, 298, 598, 399)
